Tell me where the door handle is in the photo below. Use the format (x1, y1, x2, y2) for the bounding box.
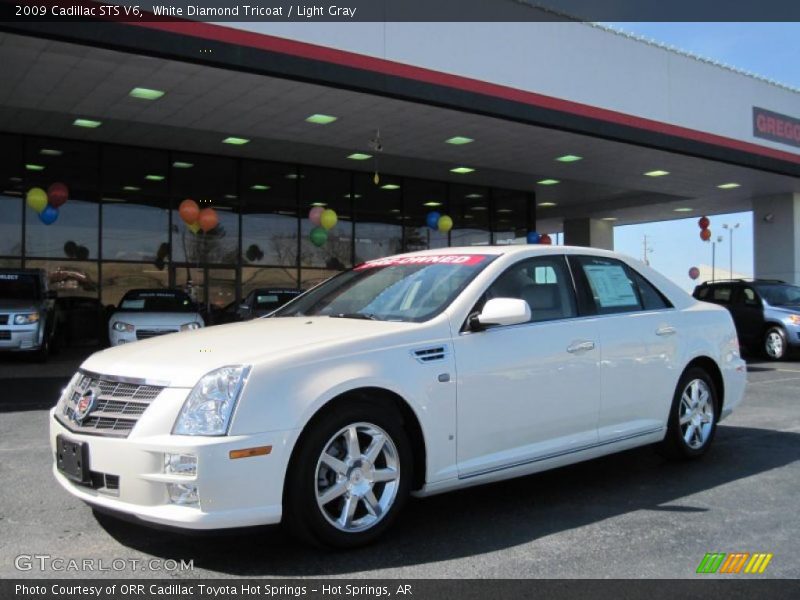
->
(567, 341, 595, 353)
(656, 326, 677, 336)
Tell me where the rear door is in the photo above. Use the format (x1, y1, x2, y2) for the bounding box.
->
(727, 286, 764, 346)
(569, 255, 679, 442)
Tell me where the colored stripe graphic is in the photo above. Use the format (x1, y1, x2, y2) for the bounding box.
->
(697, 553, 726, 574)
(744, 553, 774, 574)
(720, 553, 749, 573)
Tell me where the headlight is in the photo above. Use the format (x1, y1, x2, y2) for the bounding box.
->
(173, 365, 251, 436)
(788, 314, 800, 325)
(112, 321, 134, 332)
(180, 322, 201, 331)
(13, 312, 39, 325)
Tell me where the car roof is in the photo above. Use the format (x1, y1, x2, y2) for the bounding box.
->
(376, 245, 623, 259)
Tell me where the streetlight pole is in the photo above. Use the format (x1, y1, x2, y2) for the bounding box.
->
(722, 223, 740, 278)
(712, 235, 723, 282)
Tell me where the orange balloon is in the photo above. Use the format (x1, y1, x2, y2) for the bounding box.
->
(700, 228, 711, 241)
(198, 207, 218, 232)
(179, 199, 200, 224)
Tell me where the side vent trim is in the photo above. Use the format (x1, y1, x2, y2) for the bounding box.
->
(411, 345, 448, 363)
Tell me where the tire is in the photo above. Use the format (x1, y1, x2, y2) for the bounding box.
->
(284, 399, 412, 548)
(658, 367, 718, 459)
(33, 335, 50, 362)
(763, 326, 787, 361)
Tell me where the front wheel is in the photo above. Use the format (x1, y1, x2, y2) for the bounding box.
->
(658, 367, 718, 459)
(763, 327, 787, 360)
(284, 401, 412, 548)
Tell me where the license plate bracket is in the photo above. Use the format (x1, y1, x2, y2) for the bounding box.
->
(56, 435, 90, 484)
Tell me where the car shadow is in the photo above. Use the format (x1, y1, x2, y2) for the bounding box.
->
(95, 424, 800, 576)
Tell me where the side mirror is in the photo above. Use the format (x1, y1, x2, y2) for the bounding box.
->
(473, 298, 531, 329)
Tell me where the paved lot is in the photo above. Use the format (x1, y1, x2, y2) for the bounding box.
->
(0, 348, 798, 579)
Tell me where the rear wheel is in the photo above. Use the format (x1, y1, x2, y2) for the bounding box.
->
(658, 367, 718, 459)
(284, 401, 412, 548)
(763, 327, 787, 360)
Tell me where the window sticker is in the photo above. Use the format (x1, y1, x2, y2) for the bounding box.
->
(120, 299, 146, 309)
(355, 254, 487, 270)
(583, 264, 639, 308)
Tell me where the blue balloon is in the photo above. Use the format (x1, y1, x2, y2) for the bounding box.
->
(526, 231, 541, 244)
(39, 204, 59, 225)
(426, 211, 441, 230)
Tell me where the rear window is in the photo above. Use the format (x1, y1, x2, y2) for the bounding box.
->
(0, 273, 41, 300)
(255, 290, 301, 310)
(118, 290, 196, 312)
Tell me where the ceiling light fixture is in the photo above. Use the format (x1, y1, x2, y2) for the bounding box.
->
(717, 183, 741, 189)
(423, 201, 442, 207)
(645, 170, 670, 177)
(250, 184, 270, 191)
(450, 167, 475, 174)
(347, 153, 372, 160)
(39, 149, 62, 157)
(129, 87, 165, 100)
(537, 202, 557, 207)
(445, 136, 474, 145)
(25, 164, 45, 171)
(537, 179, 560, 186)
(306, 114, 337, 125)
(145, 175, 165, 181)
(172, 161, 193, 169)
(73, 118, 102, 128)
(555, 154, 582, 162)
(381, 184, 400, 190)
(222, 137, 250, 145)
(673, 207, 693, 212)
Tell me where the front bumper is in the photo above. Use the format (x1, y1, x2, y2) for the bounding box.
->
(0, 324, 42, 351)
(49, 410, 296, 530)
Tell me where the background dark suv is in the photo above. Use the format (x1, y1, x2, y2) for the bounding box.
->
(693, 279, 800, 360)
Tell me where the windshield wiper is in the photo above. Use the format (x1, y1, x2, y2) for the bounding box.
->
(330, 312, 380, 320)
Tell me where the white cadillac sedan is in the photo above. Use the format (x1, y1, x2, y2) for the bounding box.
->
(51, 246, 746, 547)
(108, 289, 204, 346)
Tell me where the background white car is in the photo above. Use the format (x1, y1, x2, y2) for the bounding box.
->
(108, 289, 203, 346)
(52, 247, 745, 548)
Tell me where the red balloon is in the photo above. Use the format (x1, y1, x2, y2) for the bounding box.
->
(539, 234, 552, 245)
(698, 216, 710, 230)
(689, 267, 700, 280)
(47, 182, 69, 208)
(179, 199, 200, 224)
(198, 207, 218, 233)
(700, 228, 711, 241)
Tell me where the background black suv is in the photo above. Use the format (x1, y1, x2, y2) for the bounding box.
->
(693, 279, 800, 360)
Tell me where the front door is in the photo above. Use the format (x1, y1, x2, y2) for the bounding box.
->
(454, 255, 601, 478)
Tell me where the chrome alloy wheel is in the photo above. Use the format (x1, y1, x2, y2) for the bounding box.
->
(679, 379, 715, 450)
(765, 330, 784, 359)
(315, 422, 400, 533)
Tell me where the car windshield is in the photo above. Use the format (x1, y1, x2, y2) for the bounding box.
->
(273, 254, 494, 322)
(118, 290, 197, 312)
(0, 273, 40, 300)
(756, 284, 800, 307)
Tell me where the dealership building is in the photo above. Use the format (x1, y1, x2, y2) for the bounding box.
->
(0, 13, 799, 313)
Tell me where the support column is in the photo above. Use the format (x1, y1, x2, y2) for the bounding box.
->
(753, 193, 800, 285)
(563, 218, 614, 250)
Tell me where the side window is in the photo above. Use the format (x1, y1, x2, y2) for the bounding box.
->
(629, 269, 672, 310)
(573, 256, 643, 314)
(485, 256, 577, 323)
(711, 286, 733, 304)
(741, 287, 760, 307)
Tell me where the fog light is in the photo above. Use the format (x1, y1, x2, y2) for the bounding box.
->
(167, 483, 199, 506)
(164, 453, 197, 476)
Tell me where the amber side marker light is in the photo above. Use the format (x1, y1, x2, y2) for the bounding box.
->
(229, 446, 272, 460)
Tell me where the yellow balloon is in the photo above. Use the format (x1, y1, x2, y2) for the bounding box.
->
(187, 221, 201, 234)
(438, 215, 453, 233)
(26, 187, 48, 214)
(320, 208, 338, 230)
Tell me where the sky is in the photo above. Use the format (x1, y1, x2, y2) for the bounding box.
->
(597, 23, 800, 291)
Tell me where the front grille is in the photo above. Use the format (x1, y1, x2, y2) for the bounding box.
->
(136, 329, 177, 340)
(0, 330, 10, 340)
(57, 371, 165, 438)
(0, 314, 8, 325)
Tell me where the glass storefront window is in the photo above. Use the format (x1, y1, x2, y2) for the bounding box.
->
(24, 138, 99, 259)
(241, 161, 298, 267)
(354, 172, 402, 263)
(25, 259, 99, 298)
(299, 167, 353, 270)
(100, 262, 170, 307)
(102, 147, 170, 262)
(0, 134, 23, 256)
(493, 189, 529, 245)
(300, 268, 341, 291)
(404, 178, 448, 251)
(450, 184, 491, 247)
(170, 153, 238, 265)
(242, 266, 299, 296)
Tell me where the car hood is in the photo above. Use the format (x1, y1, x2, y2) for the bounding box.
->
(110, 311, 202, 327)
(0, 300, 43, 312)
(83, 316, 413, 387)
(768, 305, 800, 317)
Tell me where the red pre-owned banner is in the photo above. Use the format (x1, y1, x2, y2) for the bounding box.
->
(753, 107, 800, 149)
(355, 255, 488, 270)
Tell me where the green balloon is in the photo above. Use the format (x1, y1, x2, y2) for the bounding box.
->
(310, 226, 328, 247)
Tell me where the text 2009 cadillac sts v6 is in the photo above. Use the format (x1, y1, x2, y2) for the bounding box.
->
(50, 246, 746, 547)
